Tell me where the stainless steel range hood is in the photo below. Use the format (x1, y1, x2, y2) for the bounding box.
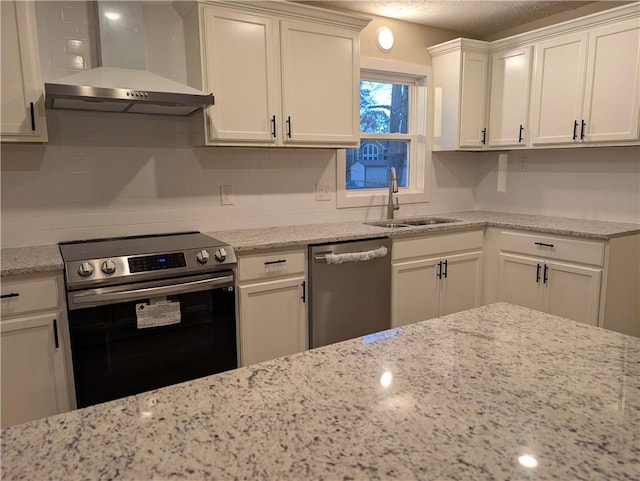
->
(44, 2, 212, 117)
(45, 67, 213, 116)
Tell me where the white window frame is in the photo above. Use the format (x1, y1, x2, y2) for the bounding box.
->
(337, 58, 432, 209)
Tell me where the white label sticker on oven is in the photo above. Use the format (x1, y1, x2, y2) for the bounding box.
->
(135, 300, 181, 329)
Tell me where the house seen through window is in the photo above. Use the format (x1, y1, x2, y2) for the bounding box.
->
(346, 79, 410, 190)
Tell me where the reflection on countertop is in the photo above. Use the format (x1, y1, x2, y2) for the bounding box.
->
(2, 302, 638, 480)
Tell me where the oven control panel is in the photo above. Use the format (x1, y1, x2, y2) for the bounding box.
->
(128, 253, 187, 273)
(64, 247, 237, 290)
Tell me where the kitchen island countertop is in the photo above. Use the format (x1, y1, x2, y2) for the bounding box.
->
(2, 302, 638, 480)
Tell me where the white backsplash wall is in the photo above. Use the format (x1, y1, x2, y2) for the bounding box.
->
(474, 147, 640, 223)
(0, 110, 480, 248)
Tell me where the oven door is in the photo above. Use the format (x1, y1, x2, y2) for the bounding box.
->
(67, 273, 237, 408)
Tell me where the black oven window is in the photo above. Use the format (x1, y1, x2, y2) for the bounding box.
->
(69, 287, 237, 408)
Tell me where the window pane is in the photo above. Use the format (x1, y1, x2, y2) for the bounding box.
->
(360, 81, 409, 134)
(345, 140, 409, 190)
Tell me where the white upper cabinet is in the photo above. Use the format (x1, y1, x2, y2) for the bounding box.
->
(429, 39, 490, 151)
(280, 20, 359, 145)
(200, 7, 278, 143)
(531, 18, 640, 145)
(582, 19, 640, 143)
(530, 33, 589, 145)
(488, 46, 532, 148)
(181, 1, 368, 148)
(430, 3, 639, 150)
(1, 0, 47, 143)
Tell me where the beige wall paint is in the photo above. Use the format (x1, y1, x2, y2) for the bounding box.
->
(303, 2, 464, 65)
(358, 14, 464, 65)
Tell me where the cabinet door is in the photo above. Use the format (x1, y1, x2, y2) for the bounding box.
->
(440, 251, 483, 317)
(280, 20, 359, 145)
(498, 254, 543, 310)
(201, 6, 278, 143)
(1, 0, 47, 142)
(1, 312, 69, 428)
(391, 257, 440, 328)
(543, 261, 601, 326)
(238, 276, 306, 366)
(582, 19, 640, 143)
(530, 33, 589, 145)
(488, 46, 532, 147)
(459, 51, 489, 148)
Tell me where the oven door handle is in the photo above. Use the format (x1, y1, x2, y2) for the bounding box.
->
(69, 275, 234, 306)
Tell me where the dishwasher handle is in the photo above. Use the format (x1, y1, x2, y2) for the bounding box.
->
(314, 246, 388, 264)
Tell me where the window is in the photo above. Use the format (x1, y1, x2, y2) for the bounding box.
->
(337, 59, 431, 209)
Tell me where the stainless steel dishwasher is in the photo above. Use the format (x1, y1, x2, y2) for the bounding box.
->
(308, 237, 392, 349)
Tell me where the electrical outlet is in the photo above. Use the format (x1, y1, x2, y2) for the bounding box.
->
(220, 185, 233, 205)
(316, 183, 331, 201)
(518, 156, 527, 172)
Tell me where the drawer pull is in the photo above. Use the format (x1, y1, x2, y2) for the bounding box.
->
(30, 102, 36, 131)
(53, 319, 59, 349)
(534, 242, 554, 248)
(1, 292, 20, 299)
(264, 259, 287, 265)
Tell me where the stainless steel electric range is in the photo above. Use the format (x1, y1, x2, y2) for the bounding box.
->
(59, 231, 238, 408)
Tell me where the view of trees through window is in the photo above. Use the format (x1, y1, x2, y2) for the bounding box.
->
(346, 80, 410, 190)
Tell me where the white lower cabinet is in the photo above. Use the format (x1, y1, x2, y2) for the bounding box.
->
(498, 253, 601, 325)
(237, 248, 307, 366)
(1, 274, 71, 428)
(391, 230, 483, 327)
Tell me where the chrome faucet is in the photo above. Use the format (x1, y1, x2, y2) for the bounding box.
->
(387, 167, 400, 219)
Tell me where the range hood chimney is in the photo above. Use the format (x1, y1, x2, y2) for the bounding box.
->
(44, 1, 212, 117)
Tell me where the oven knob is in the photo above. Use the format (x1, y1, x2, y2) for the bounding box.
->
(101, 260, 117, 275)
(214, 248, 227, 262)
(77, 262, 94, 277)
(196, 249, 210, 264)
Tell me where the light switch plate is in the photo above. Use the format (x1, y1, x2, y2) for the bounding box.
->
(316, 183, 331, 201)
(220, 185, 233, 205)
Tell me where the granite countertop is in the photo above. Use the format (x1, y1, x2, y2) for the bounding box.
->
(2, 210, 639, 275)
(2, 302, 638, 480)
(212, 210, 640, 252)
(0, 244, 64, 277)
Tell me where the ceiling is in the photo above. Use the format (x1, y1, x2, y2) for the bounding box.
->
(302, 1, 612, 38)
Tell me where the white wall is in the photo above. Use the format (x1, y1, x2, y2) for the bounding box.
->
(474, 147, 640, 223)
(0, 110, 480, 247)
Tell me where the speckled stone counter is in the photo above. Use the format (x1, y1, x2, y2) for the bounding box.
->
(2, 211, 639, 274)
(211, 210, 640, 252)
(2, 303, 638, 481)
(0, 245, 63, 276)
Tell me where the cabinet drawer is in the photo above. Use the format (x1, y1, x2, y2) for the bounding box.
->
(1, 276, 58, 318)
(237, 248, 306, 282)
(500, 231, 604, 266)
(392, 230, 483, 261)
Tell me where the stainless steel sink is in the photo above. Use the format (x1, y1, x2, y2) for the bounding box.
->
(365, 217, 459, 228)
